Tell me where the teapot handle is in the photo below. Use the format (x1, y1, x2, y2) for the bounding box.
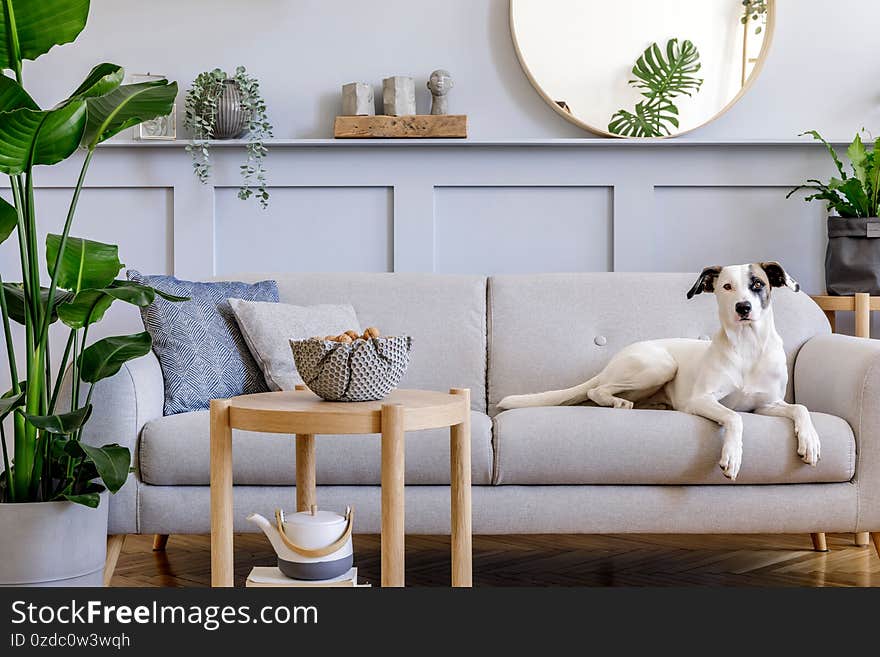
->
(274, 506, 354, 559)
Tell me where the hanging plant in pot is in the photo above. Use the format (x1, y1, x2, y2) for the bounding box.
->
(184, 67, 273, 208)
(0, 0, 180, 586)
(788, 130, 880, 295)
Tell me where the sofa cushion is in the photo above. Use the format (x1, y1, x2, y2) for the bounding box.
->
(226, 273, 488, 412)
(128, 271, 279, 415)
(492, 407, 855, 485)
(488, 273, 830, 414)
(229, 298, 361, 391)
(139, 410, 493, 486)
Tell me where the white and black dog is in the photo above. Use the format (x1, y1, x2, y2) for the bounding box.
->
(497, 262, 820, 481)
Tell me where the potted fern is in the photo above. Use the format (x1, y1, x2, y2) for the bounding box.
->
(0, 0, 179, 586)
(788, 131, 880, 295)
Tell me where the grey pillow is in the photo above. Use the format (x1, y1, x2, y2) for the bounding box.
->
(127, 271, 279, 415)
(229, 299, 361, 391)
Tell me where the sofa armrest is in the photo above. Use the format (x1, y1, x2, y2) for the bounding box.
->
(59, 351, 164, 457)
(57, 351, 164, 534)
(794, 334, 880, 531)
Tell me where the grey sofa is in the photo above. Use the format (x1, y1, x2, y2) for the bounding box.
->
(75, 273, 880, 550)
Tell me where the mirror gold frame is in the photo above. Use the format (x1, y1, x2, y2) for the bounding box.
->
(510, 0, 776, 138)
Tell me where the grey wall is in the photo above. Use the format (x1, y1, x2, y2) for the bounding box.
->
(20, 0, 880, 141)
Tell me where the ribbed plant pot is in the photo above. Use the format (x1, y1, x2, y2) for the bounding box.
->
(213, 79, 249, 139)
(826, 216, 880, 295)
(0, 492, 108, 587)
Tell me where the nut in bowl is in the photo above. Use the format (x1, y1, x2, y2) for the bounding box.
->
(291, 328, 412, 402)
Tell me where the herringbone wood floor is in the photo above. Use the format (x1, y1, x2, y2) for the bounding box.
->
(110, 533, 880, 587)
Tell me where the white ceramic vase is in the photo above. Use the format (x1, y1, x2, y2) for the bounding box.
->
(0, 492, 109, 587)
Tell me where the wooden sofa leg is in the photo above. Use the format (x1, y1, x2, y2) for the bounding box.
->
(152, 534, 169, 551)
(104, 534, 126, 586)
(855, 532, 870, 547)
(810, 532, 828, 552)
(872, 533, 880, 559)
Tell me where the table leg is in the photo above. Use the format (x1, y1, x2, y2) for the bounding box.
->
(823, 309, 836, 333)
(855, 293, 871, 338)
(449, 388, 473, 587)
(210, 399, 234, 587)
(381, 403, 405, 587)
(295, 434, 316, 512)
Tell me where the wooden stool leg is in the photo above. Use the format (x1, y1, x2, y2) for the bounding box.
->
(104, 534, 126, 586)
(449, 388, 472, 587)
(811, 532, 828, 552)
(855, 532, 870, 547)
(381, 403, 405, 587)
(210, 399, 234, 587)
(872, 533, 880, 559)
(152, 534, 169, 551)
(295, 434, 316, 512)
(855, 293, 870, 338)
(823, 309, 836, 333)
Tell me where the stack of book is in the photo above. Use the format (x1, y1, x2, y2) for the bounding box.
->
(246, 566, 370, 588)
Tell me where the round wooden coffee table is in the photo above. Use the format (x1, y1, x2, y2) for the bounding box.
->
(209, 386, 472, 588)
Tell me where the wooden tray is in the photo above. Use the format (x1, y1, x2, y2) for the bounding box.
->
(334, 114, 467, 139)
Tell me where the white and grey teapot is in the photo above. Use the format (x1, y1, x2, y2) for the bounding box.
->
(247, 505, 353, 580)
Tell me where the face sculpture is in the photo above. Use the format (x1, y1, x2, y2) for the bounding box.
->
(428, 70, 453, 96)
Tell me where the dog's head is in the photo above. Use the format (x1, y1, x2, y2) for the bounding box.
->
(686, 262, 800, 327)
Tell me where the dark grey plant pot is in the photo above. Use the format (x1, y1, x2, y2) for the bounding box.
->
(826, 217, 880, 295)
(0, 492, 109, 587)
(214, 79, 249, 139)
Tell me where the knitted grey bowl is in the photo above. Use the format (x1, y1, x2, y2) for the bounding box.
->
(290, 335, 412, 402)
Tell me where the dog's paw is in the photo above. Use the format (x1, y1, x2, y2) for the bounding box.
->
(718, 440, 743, 481)
(797, 425, 821, 466)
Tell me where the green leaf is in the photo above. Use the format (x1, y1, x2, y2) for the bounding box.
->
(0, 0, 90, 70)
(79, 443, 130, 493)
(0, 196, 17, 244)
(609, 104, 660, 138)
(0, 73, 37, 111)
(105, 280, 156, 305)
(800, 130, 847, 179)
(152, 288, 189, 302)
(45, 233, 123, 294)
(630, 39, 703, 101)
(837, 178, 871, 217)
(57, 280, 157, 329)
(847, 133, 868, 185)
(0, 389, 24, 419)
(1, 282, 72, 324)
(23, 405, 92, 434)
(81, 79, 178, 149)
(79, 331, 152, 383)
(66, 62, 123, 101)
(56, 289, 113, 329)
(61, 492, 100, 507)
(0, 101, 86, 175)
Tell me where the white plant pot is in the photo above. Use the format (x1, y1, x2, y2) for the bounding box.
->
(0, 492, 108, 587)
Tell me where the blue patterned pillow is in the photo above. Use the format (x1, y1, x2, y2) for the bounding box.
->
(127, 271, 279, 415)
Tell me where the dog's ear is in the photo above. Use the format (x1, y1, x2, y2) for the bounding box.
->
(760, 261, 800, 292)
(686, 266, 722, 299)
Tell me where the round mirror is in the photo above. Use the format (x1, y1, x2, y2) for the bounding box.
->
(511, 0, 774, 138)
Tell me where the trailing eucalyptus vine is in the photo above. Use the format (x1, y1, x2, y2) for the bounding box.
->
(184, 67, 273, 209)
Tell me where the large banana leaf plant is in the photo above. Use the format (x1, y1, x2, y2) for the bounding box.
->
(0, 0, 180, 506)
(608, 38, 703, 138)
